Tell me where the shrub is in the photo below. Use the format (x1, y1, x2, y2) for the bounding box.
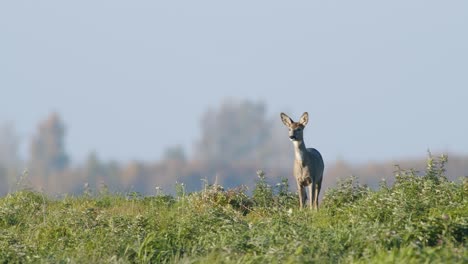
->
(0, 154, 466, 263)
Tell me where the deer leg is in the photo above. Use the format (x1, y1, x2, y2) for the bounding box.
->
(315, 180, 322, 210)
(302, 187, 307, 207)
(297, 183, 303, 209)
(313, 184, 318, 210)
(311, 182, 317, 210)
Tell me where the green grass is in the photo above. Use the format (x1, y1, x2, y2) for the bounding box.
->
(1, 157, 467, 263)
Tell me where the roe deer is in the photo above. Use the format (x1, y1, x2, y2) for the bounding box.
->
(280, 112, 324, 210)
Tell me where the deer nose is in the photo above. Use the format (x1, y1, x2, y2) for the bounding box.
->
(289, 135, 296, 140)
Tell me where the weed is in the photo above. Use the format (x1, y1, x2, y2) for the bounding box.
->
(0, 154, 466, 263)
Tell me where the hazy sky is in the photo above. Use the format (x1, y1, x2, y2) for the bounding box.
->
(1, 1, 467, 164)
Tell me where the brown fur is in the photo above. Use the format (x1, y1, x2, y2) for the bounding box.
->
(281, 112, 325, 210)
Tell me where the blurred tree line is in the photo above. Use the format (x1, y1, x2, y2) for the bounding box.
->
(1, 99, 467, 196)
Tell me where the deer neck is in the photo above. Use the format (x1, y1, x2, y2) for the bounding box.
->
(292, 140, 308, 162)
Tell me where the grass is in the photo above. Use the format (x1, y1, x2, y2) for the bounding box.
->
(0, 155, 466, 263)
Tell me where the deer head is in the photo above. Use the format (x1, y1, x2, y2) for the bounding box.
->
(280, 112, 309, 142)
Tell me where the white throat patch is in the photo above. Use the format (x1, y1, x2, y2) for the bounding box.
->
(293, 141, 304, 161)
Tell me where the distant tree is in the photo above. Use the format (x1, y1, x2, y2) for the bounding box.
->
(0, 121, 21, 193)
(121, 161, 145, 189)
(99, 160, 121, 191)
(0, 165, 8, 195)
(195, 99, 271, 164)
(84, 151, 102, 190)
(28, 112, 69, 179)
(163, 145, 187, 162)
(0, 121, 20, 167)
(255, 120, 293, 168)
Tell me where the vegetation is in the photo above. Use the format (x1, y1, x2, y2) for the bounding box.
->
(0, 155, 466, 263)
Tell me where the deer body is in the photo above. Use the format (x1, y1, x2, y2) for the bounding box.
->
(281, 112, 324, 210)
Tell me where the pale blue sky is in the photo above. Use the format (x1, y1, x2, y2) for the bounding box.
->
(1, 1, 467, 164)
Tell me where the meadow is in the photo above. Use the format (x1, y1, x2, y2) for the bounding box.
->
(0, 155, 466, 263)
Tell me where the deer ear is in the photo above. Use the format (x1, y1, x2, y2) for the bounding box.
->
(280, 112, 293, 127)
(299, 112, 309, 126)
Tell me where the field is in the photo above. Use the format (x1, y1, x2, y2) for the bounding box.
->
(0, 157, 466, 263)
